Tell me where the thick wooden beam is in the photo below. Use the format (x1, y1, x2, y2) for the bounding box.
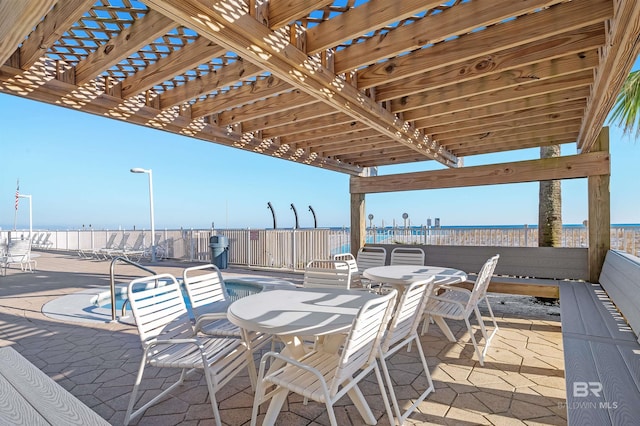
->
(267, 0, 334, 29)
(579, 0, 640, 152)
(0, 0, 58, 66)
(357, 23, 605, 90)
(351, 152, 610, 194)
(335, 0, 610, 74)
(18, 0, 96, 70)
(588, 127, 610, 282)
(350, 190, 366, 257)
(306, 0, 442, 55)
(144, 0, 459, 167)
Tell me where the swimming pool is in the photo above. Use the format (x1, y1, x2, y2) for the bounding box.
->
(92, 279, 263, 311)
(42, 276, 297, 324)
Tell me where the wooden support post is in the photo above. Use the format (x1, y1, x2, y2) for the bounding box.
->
(350, 183, 365, 257)
(588, 127, 610, 282)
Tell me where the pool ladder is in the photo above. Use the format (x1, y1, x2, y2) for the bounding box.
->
(109, 256, 156, 322)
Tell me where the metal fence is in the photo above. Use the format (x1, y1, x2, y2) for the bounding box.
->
(2, 225, 639, 271)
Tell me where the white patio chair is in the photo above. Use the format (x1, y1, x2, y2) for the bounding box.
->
(1, 239, 36, 275)
(421, 254, 500, 366)
(303, 259, 352, 289)
(377, 278, 435, 425)
(354, 246, 387, 289)
(251, 289, 398, 426)
(182, 264, 271, 387)
(124, 273, 249, 426)
(333, 252, 360, 286)
(390, 246, 425, 265)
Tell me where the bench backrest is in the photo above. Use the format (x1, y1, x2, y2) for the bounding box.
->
(599, 250, 640, 341)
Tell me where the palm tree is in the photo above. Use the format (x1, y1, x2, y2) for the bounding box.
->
(609, 69, 640, 137)
(538, 145, 562, 247)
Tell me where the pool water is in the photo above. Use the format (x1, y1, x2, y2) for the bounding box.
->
(96, 279, 262, 311)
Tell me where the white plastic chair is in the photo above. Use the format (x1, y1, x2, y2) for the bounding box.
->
(390, 247, 425, 265)
(124, 273, 249, 426)
(421, 254, 500, 366)
(377, 278, 435, 425)
(182, 264, 272, 387)
(1, 239, 36, 275)
(251, 289, 398, 426)
(355, 246, 387, 290)
(333, 252, 360, 286)
(303, 259, 352, 289)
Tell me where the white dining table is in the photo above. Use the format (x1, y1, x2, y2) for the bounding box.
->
(227, 287, 381, 425)
(363, 264, 468, 342)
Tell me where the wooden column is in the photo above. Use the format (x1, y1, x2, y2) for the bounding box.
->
(588, 127, 610, 282)
(350, 181, 365, 256)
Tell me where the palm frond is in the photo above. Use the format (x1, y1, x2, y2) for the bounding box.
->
(608, 70, 640, 139)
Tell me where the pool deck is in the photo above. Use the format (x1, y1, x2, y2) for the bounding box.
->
(0, 251, 567, 425)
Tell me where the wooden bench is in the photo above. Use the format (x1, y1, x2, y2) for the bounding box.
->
(0, 346, 110, 425)
(559, 250, 640, 425)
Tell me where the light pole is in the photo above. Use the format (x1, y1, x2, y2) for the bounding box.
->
(130, 168, 156, 262)
(17, 194, 32, 243)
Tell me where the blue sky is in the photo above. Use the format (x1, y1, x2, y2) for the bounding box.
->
(1, 61, 639, 231)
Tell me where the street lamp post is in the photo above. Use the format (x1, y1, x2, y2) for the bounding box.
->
(130, 168, 156, 262)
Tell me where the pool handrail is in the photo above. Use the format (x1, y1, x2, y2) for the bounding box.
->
(109, 256, 156, 322)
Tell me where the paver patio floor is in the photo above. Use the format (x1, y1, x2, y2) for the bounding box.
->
(0, 251, 566, 425)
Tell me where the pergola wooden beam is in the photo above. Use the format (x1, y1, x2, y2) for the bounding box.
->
(415, 87, 591, 129)
(0, 0, 58, 67)
(262, 113, 355, 139)
(121, 37, 226, 99)
(426, 101, 586, 137)
(191, 74, 291, 119)
(17, 0, 96, 70)
(266, 0, 334, 29)
(351, 152, 610, 194)
(305, 0, 443, 55)
(75, 9, 175, 86)
(217, 91, 317, 126)
(376, 48, 600, 103)
(405, 71, 594, 122)
(452, 133, 579, 157)
(143, 0, 459, 167)
(0, 62, 362, 175)
(359, 23, 604, 92)
(579, 0, 640, 152)
(335, 0, 608, 74)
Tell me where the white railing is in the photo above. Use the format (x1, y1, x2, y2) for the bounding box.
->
(2, 225, 639, 271)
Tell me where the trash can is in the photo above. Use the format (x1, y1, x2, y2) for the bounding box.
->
(209, 235, 229, 269)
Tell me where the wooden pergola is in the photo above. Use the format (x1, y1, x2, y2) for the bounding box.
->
(2, 0, 639, 280)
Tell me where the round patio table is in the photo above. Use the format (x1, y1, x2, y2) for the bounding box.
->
(363, 264, 468, 342)
(227, 287, 381, 425)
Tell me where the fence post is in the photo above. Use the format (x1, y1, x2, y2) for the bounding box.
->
(247, 228, 251, 267)
(291, 229, 296, 270)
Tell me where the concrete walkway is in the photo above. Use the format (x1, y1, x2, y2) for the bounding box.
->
(0, 251, 566, 425)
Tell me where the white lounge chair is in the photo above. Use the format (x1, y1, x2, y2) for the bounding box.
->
(422, 254, 500, 366)
(100, 233, 130, 259)
(124, 273, 250, 426)
(251, 289, 398, 426)
(118, 233, 146, 261)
